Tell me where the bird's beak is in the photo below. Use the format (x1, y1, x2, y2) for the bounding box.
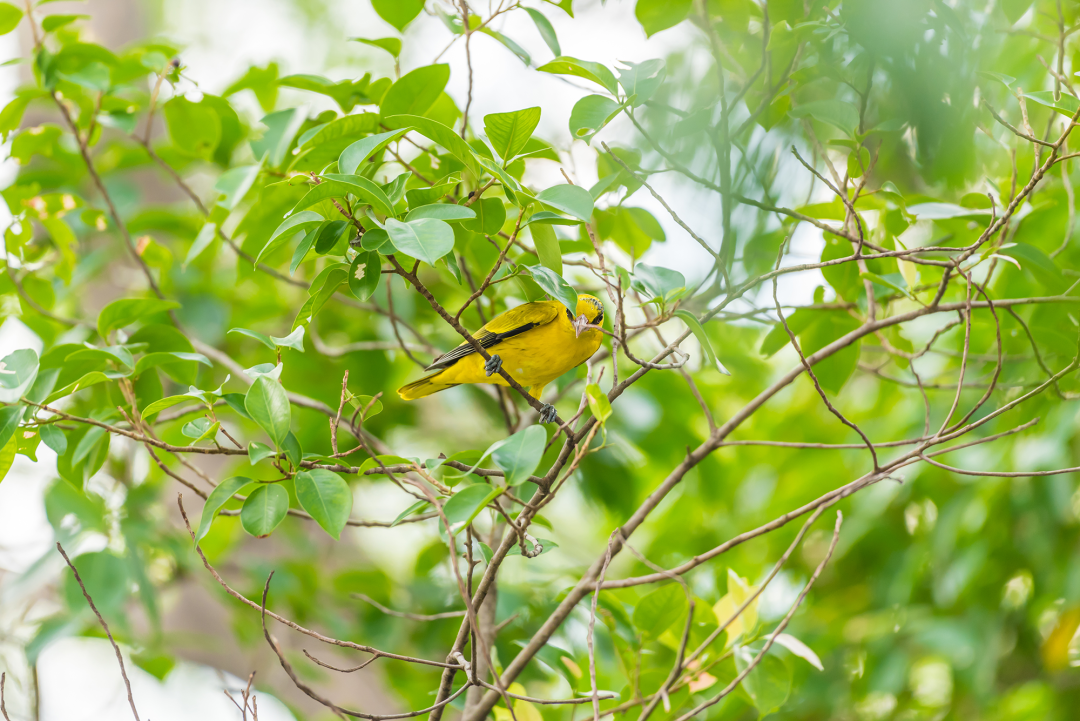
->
(572, 314, 589, 338)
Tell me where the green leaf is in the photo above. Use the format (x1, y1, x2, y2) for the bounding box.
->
(222, 393, 250, 420)
(0, 91, 43, 140)
(244, 376, 291, 447)
(183, 222, 217, 269)
(633, 584, 687, 638)
(97, 298, 180, 339)
(132, 352, 210, 378)
(380, 64, 450, 118)
(443, 483, 504, 533)
(391, 500, 430, 527)
(536, 184, 593, 222)
(248, 441, 274, 465)
(803, 310, 859, 390)
(214, 164, 262, 211)
(382, 172, 411, 206)
(61, 551, 128, 616)
(39, 424, 67, 455)
(270, 327, 305, 352)
(293, 265, 349, 329)
(635, 0, 692, 36)
(228, 327, 276, 350)
(771, 633, 824, 671)
(42, 14, 87, 32)
(405, 204, 476, 222)
(617, 59, 666, 106)
(406, 181, 457, 208)
(240, 484, 289, 537)
(484, 107, 541, 163)
(529, 266, 578, 316)
(342, 252, 377, 302)
(65, 346, 134, 370)
(735, 646, 792, 716)
(282, 431, 302, 468)
(545, 0, 574, 16)
(181, 416, 217, 444)
(569, 95, 622, 141)
(45, 371, 116, 404)
(40, 216, 76, 283)
(859, 271, 913, 300)
(295, 469, 353, 539)
(182, 417, 219, 445)
(140, 395, 192, 420)
(256, 211, 324, 265)
(596, 206, 665, 257)
(585, 383, 612, 424)
(0, 404, 22, 451)
(789, 101, 860, 134)
(491, 426, 547, 486)
(526, 211, 580, 226)
(461, 198, 506, 235)
(318, 174, 397, 217)
(523, 8, 560, 57)
(251, 107, 306, 167)
(530, 223, 562, 276)
(339, 127, 410, 175)
(72, 425, 107, 466)
(479, 27, 531, 65)
(0, 348, 39, 404)
(163, 97, 221, 159)
(384, 114, 482, 178)
(291, 226, 319, 274)
(1023, 91, 1080, 118)
(1000, 243, 1066, 290)
(1002, 0, 1034, 24)
(675, 310, 729, 375)
(0, 3, 22, 36)
(353, 394, 384, 421)
(278, 75, 378, 114)
(537, 56, 619, 94)
(350, 36, 402, 58)
(384, 217, 455, 266)
(372, 0, 424, 30)
(0, 431, 16, 484)
(196, 476, 255, 543)
(633, 263, 684, 301)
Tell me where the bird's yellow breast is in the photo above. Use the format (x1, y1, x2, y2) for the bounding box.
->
(435, 312, 602, 390)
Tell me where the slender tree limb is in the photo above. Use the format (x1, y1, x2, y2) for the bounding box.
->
(56, 543, 141, 721)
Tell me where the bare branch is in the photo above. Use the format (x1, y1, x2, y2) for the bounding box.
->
(57, 543, 141, 721)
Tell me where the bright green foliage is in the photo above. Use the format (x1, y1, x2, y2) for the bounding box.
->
(196, 476, 254, 543)
(484, 107, 542, 163)
(4, 2, 1080, 720)
(635, 0, 692, 37)
(244, 376, 291, 447)
(240, 484, 289, 537)
(490, 426, 547, 486)
(294, 469, 352, 539)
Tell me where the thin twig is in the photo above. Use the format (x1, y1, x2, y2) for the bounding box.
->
(352, 592, 466, 621)
(57, 543, 141, 721)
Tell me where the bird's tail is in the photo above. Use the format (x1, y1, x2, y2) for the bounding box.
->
(398, 372, 457, 400)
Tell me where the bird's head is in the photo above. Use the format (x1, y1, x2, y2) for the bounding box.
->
(569, 294, 605, 337)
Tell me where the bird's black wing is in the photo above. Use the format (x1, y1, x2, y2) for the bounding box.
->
(423, 302, 561, 372)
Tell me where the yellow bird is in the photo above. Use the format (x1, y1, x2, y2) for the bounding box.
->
(398, 294, 606, 423)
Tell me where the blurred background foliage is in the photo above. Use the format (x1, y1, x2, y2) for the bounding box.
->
(2, 0, 1080, 720)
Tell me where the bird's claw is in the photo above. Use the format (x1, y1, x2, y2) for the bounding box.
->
(484, 354, 503, 377)
(539, 404, 558, 424)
